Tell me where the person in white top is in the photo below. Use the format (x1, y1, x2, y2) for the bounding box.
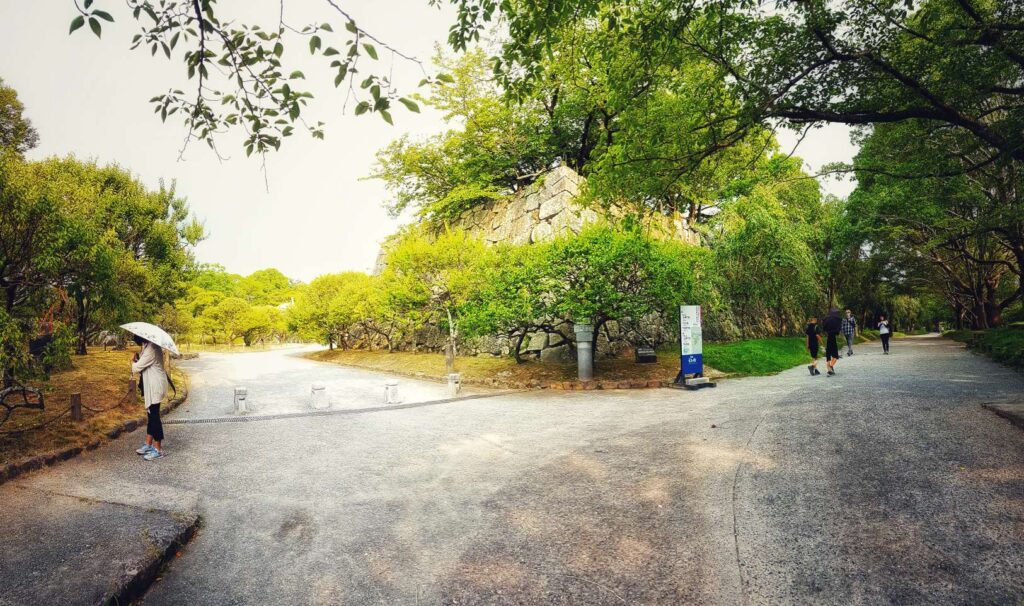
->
(878, 314, 892, 354)
(131, 335, 168, 460)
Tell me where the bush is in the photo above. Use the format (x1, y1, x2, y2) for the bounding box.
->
(946, 327, 1024, 369)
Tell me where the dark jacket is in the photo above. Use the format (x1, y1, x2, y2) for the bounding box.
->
(822, 314, 842, 336)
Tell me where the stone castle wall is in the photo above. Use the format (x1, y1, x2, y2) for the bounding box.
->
(445, 165, 699, 246)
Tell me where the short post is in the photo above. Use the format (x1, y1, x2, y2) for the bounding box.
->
(384, 380, 400, 404)
(70, 393, 83, 421)
(310, 382, 328, 409)
(128, 378, 137, 399)
(447, 373, 461, 397)
(574, 323, 594, 382)
(233, 387, 248, 414)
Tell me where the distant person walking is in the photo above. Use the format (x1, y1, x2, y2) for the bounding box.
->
(822, 308, 843, 376)
(131, 334, 168, 461)
(878, 315, 892, 354)
(842, 309, 857, 356)
(806, 317, 823, 376)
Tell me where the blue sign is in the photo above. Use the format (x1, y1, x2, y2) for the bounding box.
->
(682, 353, 703, 375)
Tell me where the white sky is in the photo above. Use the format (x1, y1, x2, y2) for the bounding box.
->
(0, 1, 857, 283)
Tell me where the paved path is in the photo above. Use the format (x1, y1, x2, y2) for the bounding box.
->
(3, 336, 1022, 605)
(174, 346, 486, 419)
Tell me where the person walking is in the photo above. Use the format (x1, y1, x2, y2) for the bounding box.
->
(131, 334, 168, 461)
(878, 314, 892, 354)
(806, 316, 823, 376)
(822, 308, 843, 376)
(841, 309, 857, 356)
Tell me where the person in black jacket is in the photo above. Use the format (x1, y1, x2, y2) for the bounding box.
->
(821, 308, 843, 376)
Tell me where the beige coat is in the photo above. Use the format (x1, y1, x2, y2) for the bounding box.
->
(132, 342, 168, 407)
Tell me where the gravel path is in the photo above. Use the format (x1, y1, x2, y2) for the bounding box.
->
(5, 335, 1021, 605)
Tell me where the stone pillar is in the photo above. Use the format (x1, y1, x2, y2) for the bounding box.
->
(233, 387, 248, 414)
(574, 323, 594, 382)
(70, 393, 83, 421)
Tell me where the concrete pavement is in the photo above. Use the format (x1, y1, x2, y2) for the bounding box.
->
(1, 336, 1021, 604)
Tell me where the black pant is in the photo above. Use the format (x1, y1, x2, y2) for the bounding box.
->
(147, 404, 164, 442)
(825, 334, 839, 361)
(880, 333, 890, 352)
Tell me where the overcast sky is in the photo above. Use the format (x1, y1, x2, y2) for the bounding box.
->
(0, 1, 858, 283)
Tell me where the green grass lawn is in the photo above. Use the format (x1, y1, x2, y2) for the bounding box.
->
(701, 336, 811, 376)
(945, 326, 1024, 369)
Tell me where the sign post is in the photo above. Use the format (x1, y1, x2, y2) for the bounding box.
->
(673, 305, 715, 390)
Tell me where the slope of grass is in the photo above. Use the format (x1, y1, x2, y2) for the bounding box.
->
(701, 336, 811, 376)
(945, 326, 1024, 369)
(1, 348, 187, 466)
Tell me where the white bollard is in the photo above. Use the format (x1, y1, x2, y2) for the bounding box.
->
(233, 387, 248, 414)
(385, 380, 400, 404)
(310, 382, 328, 410)
(447, 373, 461, 397)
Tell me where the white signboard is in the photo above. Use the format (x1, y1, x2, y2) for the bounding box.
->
(679, 305, 703, 375)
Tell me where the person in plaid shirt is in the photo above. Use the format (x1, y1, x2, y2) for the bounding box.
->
(841, 309, 857, 356)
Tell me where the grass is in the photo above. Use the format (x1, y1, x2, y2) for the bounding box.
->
(0, 348, 187, 467)
(305, 347, 717, 388)
(944, 326, 1024, 369)
(700, 336, 811, 376)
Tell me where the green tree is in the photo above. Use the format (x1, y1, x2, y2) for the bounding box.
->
(0, 78, 39, 154)
(382, 229, 491, 373)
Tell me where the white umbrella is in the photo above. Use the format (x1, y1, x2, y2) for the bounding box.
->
(120, 322, 180, 356)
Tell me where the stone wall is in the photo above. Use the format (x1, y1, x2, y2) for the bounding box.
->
(373, 165, 700, 361)
(445, 165, 699, 247)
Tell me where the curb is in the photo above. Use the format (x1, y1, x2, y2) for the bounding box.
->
(103, 509, 201, 606)
(0, 388, 188, 487)
(981, 402, 1024, 431)
(549, 379, 669, 390)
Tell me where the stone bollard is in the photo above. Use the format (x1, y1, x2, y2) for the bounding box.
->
(447, 373, 461, 397)
(233, 387, 248, 414)
(310, 383, 328, 410)
(70, 393, 83, 421)
(384, 380, 400, 404)
(574, 323, 594, 382)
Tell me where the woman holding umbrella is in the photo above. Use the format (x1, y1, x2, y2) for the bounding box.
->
(123, 322, 178, 461)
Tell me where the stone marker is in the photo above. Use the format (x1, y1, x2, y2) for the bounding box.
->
(447, 373, 461, 396)
(233, 387, 247, 414)
(70, 393, 83, 421)
(574, 323, 594, 381)
(385, 380, 400, 404)
(310, 382, 328, 410)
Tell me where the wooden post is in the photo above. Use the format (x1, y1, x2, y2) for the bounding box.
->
(129, 378, 137, 399)
(70, 393, 83, 421)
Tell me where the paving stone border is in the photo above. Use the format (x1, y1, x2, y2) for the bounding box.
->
(549, 379, 670, 390)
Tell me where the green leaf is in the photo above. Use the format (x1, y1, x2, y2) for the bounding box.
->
(354, 101, 370, 115)
(398, 97, 420, 113)
(88, 17, 102, 38)
(309, 35, 321, 54)
(69, 15, 85, 34)
(289, 70, 305, 79)
(273, 42, 283, 57)
(323, 47, 340, 56)
(436, 73, 455, 84)
(289, 105, 300, 120)
(84, 0, 93, 7)
(362, 43, 377, 60)
(93, 10, 114, 22)
(380, 110, 393, 125)
(345, 20, 358, 34)
(320, 23, 333, 32)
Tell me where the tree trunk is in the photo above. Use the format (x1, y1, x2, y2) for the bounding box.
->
(75, 292, 88, 355)
(445, 307, 457, 375)
(513, 330, 527, 364)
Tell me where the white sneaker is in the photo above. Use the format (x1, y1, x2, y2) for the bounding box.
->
(136, 444, 154, 455)
(143, 449, 163, 461)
